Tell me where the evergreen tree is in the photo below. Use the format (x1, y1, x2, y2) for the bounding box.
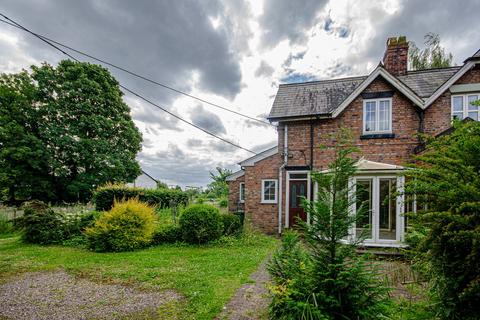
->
(268, 131, 390, 319)
(405, 119, 480, 319)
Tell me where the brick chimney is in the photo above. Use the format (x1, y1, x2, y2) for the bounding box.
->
(383, 36, 408, 76)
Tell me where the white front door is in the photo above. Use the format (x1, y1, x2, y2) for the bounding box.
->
(352, 176, 404, 245)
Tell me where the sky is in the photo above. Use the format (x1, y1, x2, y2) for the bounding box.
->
(1, 0, 479, 188)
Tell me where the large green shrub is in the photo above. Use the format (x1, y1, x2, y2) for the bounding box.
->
(15, 202, 99, 245)
(93, 184, 188, 211)
(16, 207, 67, 244)
(221, 214, 242, 236)
(85, 199, 157, 252)
(405, 120, 480, 319)
(152, 224, 182, 244)
(179, 204, 223, 244)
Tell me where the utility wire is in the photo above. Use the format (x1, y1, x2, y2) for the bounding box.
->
(0, 13, 257, 156)
(0, 17, 273, 127)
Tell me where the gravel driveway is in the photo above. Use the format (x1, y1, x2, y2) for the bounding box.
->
(0, 271, 181, 320)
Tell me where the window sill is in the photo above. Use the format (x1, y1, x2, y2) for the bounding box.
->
(260, 201, 277, 204)
(360, 133, 395, 139)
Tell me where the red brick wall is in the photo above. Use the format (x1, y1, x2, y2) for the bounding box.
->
(283, 77, 421, 170)
(227, 175, 244, 213)
(244, 153, 281, 234)
(425, 65, 480, 135)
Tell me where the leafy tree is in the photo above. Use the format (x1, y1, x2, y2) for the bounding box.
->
(409, 33, 453, 70)
(0, 72, 54, 203)
(207, 167, 232, 198)
(156, 180, 169, 189)
(0, 60, 142, 203)
(405, 119, 480, 320)
(268, 132, 390, 319)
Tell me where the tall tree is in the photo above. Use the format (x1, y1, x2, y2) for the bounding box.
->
(207, 167, 232, 198)
(0, 60, 142, 203)
(409, 33, 453, 70)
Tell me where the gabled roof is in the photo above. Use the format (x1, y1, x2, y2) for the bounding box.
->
(331, 66, 424, 118)
(268, 49, 480, 121)
(239, 146, 278, 167)
(226, 169, 245, 182)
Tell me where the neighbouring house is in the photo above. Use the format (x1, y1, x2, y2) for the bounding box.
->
(227, 36, 480, 247)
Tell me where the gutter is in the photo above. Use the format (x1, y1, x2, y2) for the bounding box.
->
(278, 124, 288, 234)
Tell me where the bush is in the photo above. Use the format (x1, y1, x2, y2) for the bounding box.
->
(179, 204, 223, 244)
(93, 184, 189, 211)
(221, 214, 242, 236)
(218, 197, 228, 208)
(85, 199, 157, 252)
(16, 207, 67, 244)
(404, 121, 480, 319)
(152, 224, 182, 244)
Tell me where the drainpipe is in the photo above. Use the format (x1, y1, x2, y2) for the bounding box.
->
(278, 124, 288, 234)
(309, 120, 314, 201)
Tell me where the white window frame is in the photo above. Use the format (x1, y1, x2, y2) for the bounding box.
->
(239, 182, 245, 203)
(451, 93, 480, 121)
(362, 98, 393, 134)
(347, 175, 405, 247)
(261, 179, 278, 204)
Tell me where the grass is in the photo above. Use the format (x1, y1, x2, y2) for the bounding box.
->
(0, 230, 278, 319)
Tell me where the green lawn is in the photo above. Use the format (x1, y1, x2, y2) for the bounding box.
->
(0, 232, 278, 319)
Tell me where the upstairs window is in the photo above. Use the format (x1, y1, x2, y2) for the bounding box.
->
(261, 179, 277, 204)
(239, 182, 245, 203)
(363, 98, 392, 134)
(452, 94, 479, 121)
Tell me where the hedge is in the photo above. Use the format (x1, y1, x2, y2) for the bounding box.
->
(93, 184, 189, 211)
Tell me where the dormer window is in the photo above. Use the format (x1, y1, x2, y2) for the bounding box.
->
(452, 94, 479, 121)
(363, 98, 392, 134)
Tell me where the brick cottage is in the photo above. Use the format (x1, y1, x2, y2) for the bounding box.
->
(227, 36, 480, 247)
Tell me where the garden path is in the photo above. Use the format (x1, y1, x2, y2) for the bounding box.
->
(217, 257, 271, 320)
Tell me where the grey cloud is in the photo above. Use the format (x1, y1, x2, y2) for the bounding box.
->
(347, 0, 480, 69)
(131, 102, 182, 132)
(190, 105, 226, 135)
(259, 0, 328, 48)
(137, 144, 234, 187)
(252, 140, 277, 153)
(1, 0, 249, 102)
(186, 138, 237, 153)
(255, 60, 275, 78)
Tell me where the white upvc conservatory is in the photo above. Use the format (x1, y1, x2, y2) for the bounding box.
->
(347, 159, 406, 248)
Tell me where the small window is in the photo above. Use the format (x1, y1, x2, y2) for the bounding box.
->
(239, 182, 245, 203)
(363, 98, 392, 134)
(261, 179, 277, 204)
(452, 93, 480, 121)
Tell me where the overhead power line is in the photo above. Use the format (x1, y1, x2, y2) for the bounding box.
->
(0, 17, 273, 127)
(0, 13, 258, 156)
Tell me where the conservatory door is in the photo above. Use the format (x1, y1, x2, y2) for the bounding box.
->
(353, 176, 404, 245)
